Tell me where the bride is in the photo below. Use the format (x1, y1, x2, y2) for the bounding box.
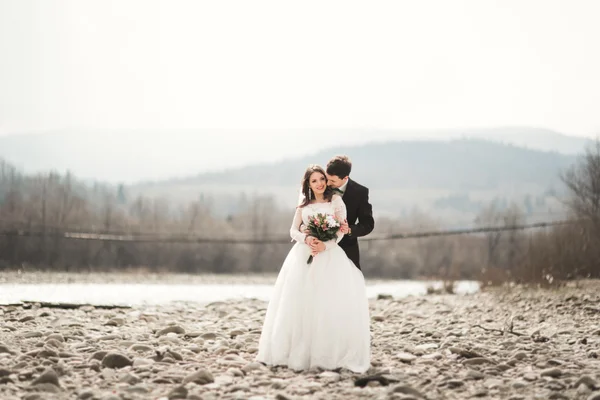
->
(256, 165, 371, 373)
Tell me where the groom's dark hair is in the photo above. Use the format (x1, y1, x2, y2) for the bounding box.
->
(326, 155, 352, 178)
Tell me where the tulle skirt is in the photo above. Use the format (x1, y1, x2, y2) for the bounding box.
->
(256, 242, 371, 373)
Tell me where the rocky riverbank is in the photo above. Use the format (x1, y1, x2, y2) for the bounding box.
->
(1, 282, 599, 399)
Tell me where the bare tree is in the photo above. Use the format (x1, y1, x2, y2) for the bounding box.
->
(561, 139, 600, 230)
(502, 203, 525, 273)
(555, 139, 600, 279)
(474, 200, 504, 269)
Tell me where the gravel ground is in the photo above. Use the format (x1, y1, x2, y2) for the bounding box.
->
(1, 278, 599, 400)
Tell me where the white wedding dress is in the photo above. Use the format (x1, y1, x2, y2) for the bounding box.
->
(257, 195, 371, 373)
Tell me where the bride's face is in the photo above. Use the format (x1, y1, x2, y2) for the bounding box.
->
(309, 172, 327, 196)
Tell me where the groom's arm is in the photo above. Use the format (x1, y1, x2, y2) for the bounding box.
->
(349, 187, 374, 238)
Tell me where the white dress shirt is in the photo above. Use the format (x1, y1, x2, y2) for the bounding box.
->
(338, 179, 349, 194)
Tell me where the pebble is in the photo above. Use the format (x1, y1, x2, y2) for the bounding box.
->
(541, 367, 562, 378)
(105, 318, 126, 327)
(396, 352, 417, 363)
(523, 373, 538, 381)
(575, 376, 598, 389)
(465, 370, 485, 380)
(463, 357, 494, 366)
(22, 331, 44, 338)
(242, 362, 265, 373)
(31, 368, 60, 386)
(101, 352, 133, 369)
(156, 325, 185, 336)
(183, 369, 215, 385)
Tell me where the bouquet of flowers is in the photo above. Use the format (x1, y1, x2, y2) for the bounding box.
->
(305, 213, 342, 264)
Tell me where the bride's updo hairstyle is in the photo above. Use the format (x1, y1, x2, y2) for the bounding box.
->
(298, 165, 334, 208)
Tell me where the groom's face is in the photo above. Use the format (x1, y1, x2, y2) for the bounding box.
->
(326, 174, 348, 189)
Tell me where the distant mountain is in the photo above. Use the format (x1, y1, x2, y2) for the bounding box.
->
(0, 127, 591, 183)
(0, 128, 585, 223)
(127, 138, 576, 224)
(174, 139, 575, 190)
(458, 127, 594, 155)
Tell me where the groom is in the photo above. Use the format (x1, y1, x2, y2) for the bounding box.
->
(309, 155, 374, 270)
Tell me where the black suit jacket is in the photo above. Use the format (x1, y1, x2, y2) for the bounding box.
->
(338, 179, 374, 270)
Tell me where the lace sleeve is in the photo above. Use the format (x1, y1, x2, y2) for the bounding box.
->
(289, 206, 307, 243)
(325, 195, 346, 249)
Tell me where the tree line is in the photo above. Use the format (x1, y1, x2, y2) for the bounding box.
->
(1, 142, 600, 283)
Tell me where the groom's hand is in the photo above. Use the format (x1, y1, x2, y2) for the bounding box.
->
(340, 219, 350, 234)
(305, 236, 317, 246)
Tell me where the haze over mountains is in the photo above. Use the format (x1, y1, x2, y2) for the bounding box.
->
(130, 137, 576, 223)
(0, 127, 592, 183)
(0, 126, 587, 225)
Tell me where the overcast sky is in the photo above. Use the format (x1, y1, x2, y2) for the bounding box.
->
(0, 0, 599, 140)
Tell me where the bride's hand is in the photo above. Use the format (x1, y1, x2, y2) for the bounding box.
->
(310, 244, 322, 256)
(310, 241, 326, 254)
